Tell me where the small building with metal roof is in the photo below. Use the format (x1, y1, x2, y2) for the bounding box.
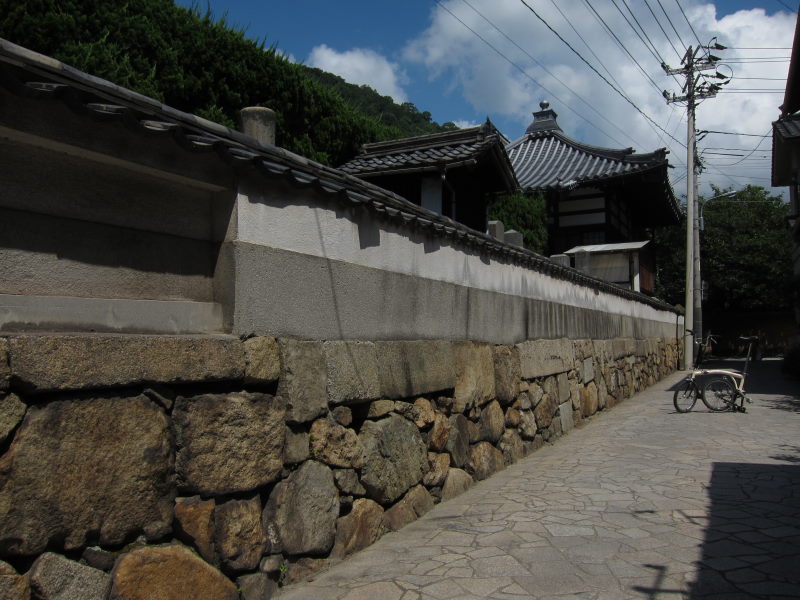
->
(507, 101, 680, 258)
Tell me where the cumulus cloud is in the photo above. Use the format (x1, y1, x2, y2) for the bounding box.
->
(403, 0, 795, 195)
(307, 44, 408, 102)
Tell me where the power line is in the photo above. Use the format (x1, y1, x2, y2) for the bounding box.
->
(674, 0, 704, 49)
(640, 0, 683, 60)
(699, 130, 771, 137)
(517, 0, 686, 148)
(655, 0, 688, 51)
(547, 0, 625, 90)
(726, 46, 791, 50)
(581, 0, 666, 95)
(457, 0, 642, 148)
(432, 1, 634, 148)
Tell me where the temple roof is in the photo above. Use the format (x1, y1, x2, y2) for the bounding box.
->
(508, 102, 672, 192)
(339, 120, 518, 190)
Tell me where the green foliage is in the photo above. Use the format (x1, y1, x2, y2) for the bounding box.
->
(0, 0, 447, 165)
(651, 185, 792, 311)
(488, 193, 548, 254)
(303, 67, 456, 137)
(702, 185, 792, 311)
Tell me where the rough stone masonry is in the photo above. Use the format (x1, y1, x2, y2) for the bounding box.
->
(0, 333, 679, 599)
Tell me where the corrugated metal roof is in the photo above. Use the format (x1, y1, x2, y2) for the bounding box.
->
(565, 241, 650, 254)
(507, 129, 669, 191)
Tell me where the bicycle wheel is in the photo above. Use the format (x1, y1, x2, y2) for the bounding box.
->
(702, 377, 737, 411)
(673, 380, 699, 413)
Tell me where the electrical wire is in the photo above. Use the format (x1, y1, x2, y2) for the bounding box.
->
(655, 0, 688, 52)
(432, 1, 634, 148)
(517, 0, 686, 148)
(641, 0, 683, 60)
(547, 0, 624, 90)
(674, 0, 704, 49)
(458, 0, 642, 149)
(581, 0, 666, 95)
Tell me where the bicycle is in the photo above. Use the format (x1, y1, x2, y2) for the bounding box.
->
(673, 330, 756, 413)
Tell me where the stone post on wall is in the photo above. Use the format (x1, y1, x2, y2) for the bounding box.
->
(239, 107, 277, 146)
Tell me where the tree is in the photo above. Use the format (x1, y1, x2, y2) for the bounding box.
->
(701, 185, 792, 311)
(488, 193, 548, 254)
(651, 185, 792, 312)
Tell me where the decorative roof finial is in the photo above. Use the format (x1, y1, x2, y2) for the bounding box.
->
(540, 100, 550, 110)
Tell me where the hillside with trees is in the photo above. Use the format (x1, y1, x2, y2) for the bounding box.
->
(0, 0, 454, 165)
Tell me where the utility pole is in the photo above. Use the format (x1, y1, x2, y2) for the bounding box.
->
(662, 41, 727, 369)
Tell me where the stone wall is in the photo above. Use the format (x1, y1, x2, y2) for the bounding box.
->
(0, 333, 679, 599)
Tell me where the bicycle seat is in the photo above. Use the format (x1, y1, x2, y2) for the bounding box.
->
(739, 336, 758, 343)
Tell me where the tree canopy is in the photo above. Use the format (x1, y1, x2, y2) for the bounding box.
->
(488, 193, 548, 254)
(0, 0, 453, 166)
(652, 185, 793, 312)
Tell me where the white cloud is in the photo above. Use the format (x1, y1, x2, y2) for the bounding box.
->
(307, 44, 408, 103)
(453, 119, 480, 129)
(403, 0, 795, 195)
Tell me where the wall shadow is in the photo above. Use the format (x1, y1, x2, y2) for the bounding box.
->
(685, 461, 800, 598)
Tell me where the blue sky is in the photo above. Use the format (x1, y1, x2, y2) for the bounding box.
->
(177, 1, 796, 195)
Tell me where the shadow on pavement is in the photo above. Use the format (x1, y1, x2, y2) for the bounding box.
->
(686, 461, 800, 599)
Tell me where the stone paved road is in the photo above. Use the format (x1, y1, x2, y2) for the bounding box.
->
(277, 360, 800, 600)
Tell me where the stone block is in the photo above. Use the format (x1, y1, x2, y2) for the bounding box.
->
(383, 485, 434, 532)
(332, 498, 386, 559)
(467, 442, 505, 481)
(174, 496, 215, 563)
(441, 468, 474, 501)
(0, 393, 25, 446)
(262, 460, 339, 555)
(359, 414, 429, 504)
(367, 399, 395, 419)
(0, 339, 8, 391)
(331, 405, 352, 426)
(519, 408, 538, 439)
(0, 559, 29, 600)
(29, 552, 110, 600)
(82, 547, 117, 572)
(7, 334, 244, 394)
(110, 544, 237, 600)
(556, 373, 569, 403)
(282, 558, 330, 586)
(323, 341, 381, 405)
(375, 341, 455, 399)
(423, 452, 450, 487)
(444, 414, 470, 468)
(581, 382, 599, 417)
(278, 339, 328, 424)
(582, 358, 595, 383)
(612, 338, 635, 359)
(285, 428, 310, 465)
(236, 572, 278, 600)
(427, 413, 450, 452)
(334, 469, 366, 496)
(412, 397, 435, 429)
(498, 429, 524, 465)
(492, 345, 520, 405)
(214, 496, 266, 572)
(533, 393, 557, 429)
(559, 402, 574, 434)
(453, 342, 495, 410)
(0, 395, 173, 556)
(309, 418, 365, 469)
(517, 338, 575, 379)
(243, 336, 281, 384)
(174, 392, 284, 495)
(479, 400, 504, 443)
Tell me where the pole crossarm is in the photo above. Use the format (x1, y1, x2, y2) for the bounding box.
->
(661, 41, 728, 368)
